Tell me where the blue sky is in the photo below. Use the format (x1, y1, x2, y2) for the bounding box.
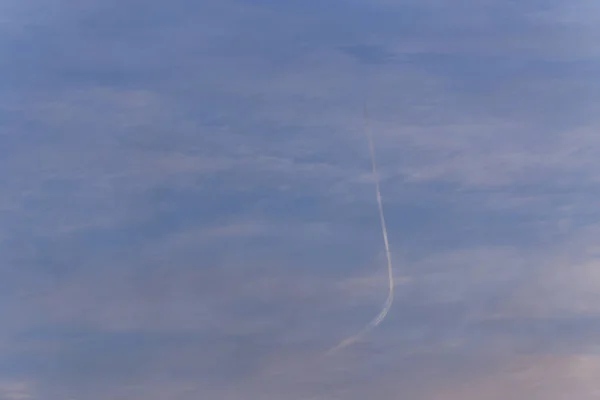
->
(2, 0, 600, 398)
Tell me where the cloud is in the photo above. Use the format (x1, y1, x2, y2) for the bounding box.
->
(0, 380, 35, 400)
(4, 220, 600, 398)
(423, 354, 600, 400)
(2, 0, 600, 398)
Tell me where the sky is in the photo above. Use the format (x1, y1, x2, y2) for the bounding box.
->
(2, 0, 600, 398)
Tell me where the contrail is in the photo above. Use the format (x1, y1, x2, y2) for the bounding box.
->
(327, 101, 395, 354)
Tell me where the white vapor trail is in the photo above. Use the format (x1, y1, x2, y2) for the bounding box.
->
(327, 102, 395, 354)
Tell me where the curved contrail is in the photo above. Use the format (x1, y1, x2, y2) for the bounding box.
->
(327, 101, 395, 354)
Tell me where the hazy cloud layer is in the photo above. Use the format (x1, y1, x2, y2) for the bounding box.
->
(2, 0, 600, 398)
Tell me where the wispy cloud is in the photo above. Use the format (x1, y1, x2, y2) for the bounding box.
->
(2, 0, 600, 398)
(0, 380, 35, 400)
